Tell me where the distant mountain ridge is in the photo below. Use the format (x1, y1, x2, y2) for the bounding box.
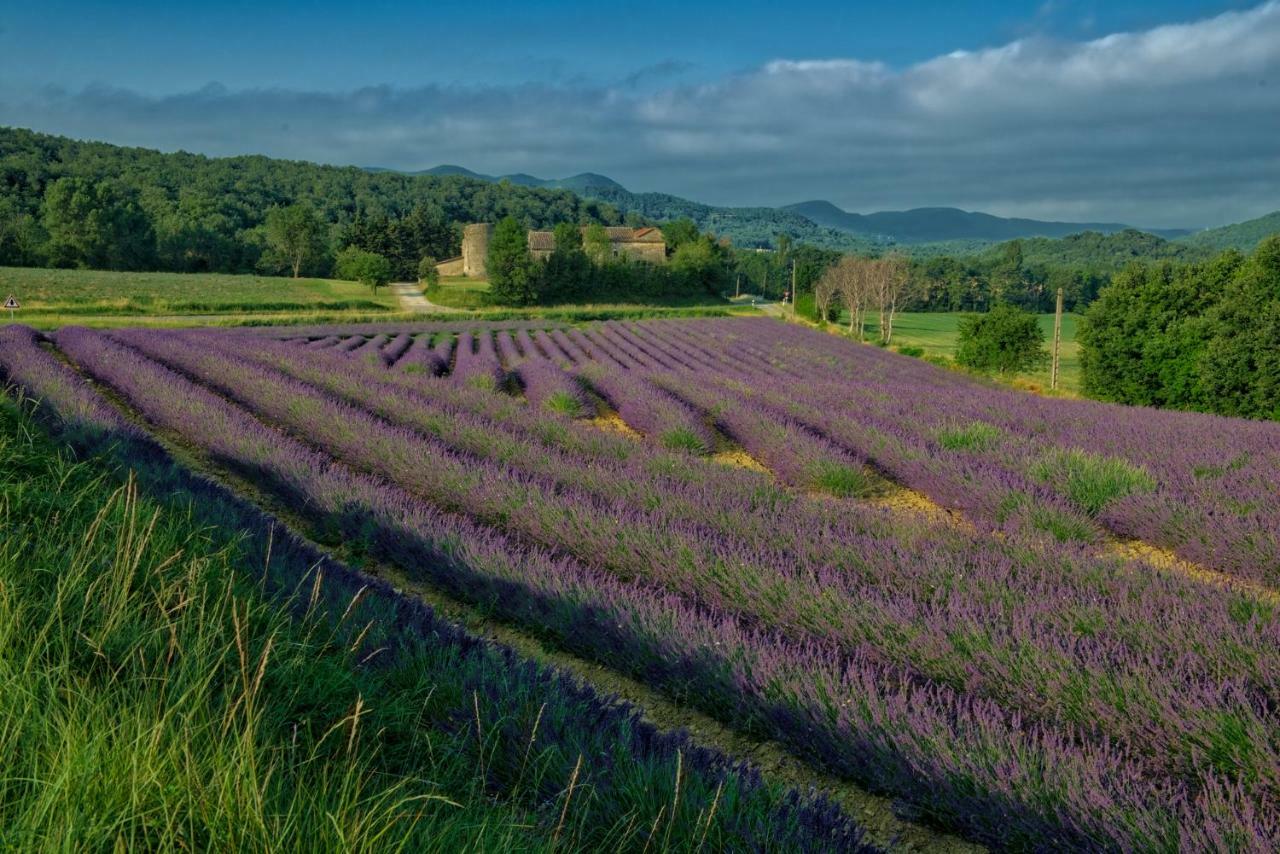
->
(404, 165, 626, 194)
(783, 200, 1191, 243)
(377, 164, 1243, 251)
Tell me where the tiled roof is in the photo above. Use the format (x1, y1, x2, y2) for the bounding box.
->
(630, 227, 665, 242)
(522, 226, 667, 250)
(527, 231, 556, 250)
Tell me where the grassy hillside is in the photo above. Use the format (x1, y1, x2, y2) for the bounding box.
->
(1, 266, 399, 318)
(1176, 210, 1280, 252)
(0, 398, 542, 848)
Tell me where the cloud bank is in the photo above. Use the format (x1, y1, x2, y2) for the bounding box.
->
(2, 2, 1278, 227)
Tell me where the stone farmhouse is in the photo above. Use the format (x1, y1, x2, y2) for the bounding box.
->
(436, 224, 666, 278)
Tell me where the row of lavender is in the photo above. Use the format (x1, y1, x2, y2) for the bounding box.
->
(651, 318, 1280, 584)
(336, 317, 1279, 586)
(29, 323, 1280, 848)
(0, 323, 881, 852)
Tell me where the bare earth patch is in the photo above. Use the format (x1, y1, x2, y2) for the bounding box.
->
(1106, 538, 1280, 605)
(711, 447, 771, 472)
(588, 409, 643, 439)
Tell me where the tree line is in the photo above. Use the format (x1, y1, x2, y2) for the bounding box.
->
(1079, 237, 1280, 420)
(730, 236, 1136, 319)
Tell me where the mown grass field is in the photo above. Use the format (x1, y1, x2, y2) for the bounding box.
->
(427, 275, 493, 309)
(842, 311, 1083, 394)
(0, 266, 399, 325)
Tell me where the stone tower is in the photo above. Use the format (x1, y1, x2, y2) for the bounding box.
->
(462, 223, 494, 278)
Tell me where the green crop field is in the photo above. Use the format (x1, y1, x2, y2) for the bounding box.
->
(836, 311, 1083, 394)
(0, 267, 400, 323)
(427, 276, 736, 312)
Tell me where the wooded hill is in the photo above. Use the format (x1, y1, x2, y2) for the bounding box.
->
(0, 127, 625, 274)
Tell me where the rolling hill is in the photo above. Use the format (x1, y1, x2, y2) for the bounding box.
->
(409, 165, 627, 194)
(783, 200, 1190, 244)
(401, 164, 1200, 252)
(1176, 210, 1280, 253)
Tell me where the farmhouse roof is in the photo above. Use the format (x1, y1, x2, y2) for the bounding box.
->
(525, 226, 666, 250)
(527, 231, 556, 250)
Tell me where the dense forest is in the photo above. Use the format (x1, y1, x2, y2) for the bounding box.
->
(1176, 210, 1280, 254)
(0, 127, 624, 277)
(1079, 237, 1280, 419)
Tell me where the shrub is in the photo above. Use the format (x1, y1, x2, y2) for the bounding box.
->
(335, 246, 393, 294)
(955, 303, 1047, 374)
(418, 256, 440, 288)
(897, 345, 925, 358)
(543, 389, 585, 418)
(937, 421, 1003, 451)
(660, 426, 710, 454)
(1031, 448, 1156, 516)
(807, 460, 880, 498)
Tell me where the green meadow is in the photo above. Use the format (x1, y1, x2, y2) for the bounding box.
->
(1, 267, 400, 323)
(848, 311, 1083, 395)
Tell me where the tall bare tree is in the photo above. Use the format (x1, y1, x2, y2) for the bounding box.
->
(874, 254, 910, 345)
(819, 255, 872, 341)
(813, 272, 837, 324)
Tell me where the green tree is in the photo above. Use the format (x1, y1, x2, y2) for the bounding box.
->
(542, 222, 590, 303)
(1078, 257, 1230, 406)
(418, 256, 440, 288)
(583, 223, 612, 265)
(1194, 237, 1280, 418)
(669, 236, 730, 296)
(335, 246, 393, 294)
(0, 198, 47, 267)
(264, 203, 326, 278)
(487, 216, 537, 306)
(42, 177, 155, 270)
(955, 303, 1048, 374)
(661, 218, 700, 253)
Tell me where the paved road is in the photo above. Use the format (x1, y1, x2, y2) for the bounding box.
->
(390, 281, 463, 313)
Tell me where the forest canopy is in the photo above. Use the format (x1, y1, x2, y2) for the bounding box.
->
(0, 127, 624, 276)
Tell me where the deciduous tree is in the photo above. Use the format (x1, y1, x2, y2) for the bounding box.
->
(956, 303, 1048, 374)
(264, 203, 326, 278)
(335, 246, 393, 294)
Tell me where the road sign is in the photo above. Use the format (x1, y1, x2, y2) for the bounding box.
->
(3, 295, 17, 320)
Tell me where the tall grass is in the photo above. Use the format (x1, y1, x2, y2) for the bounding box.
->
(0, 400, 540, 850)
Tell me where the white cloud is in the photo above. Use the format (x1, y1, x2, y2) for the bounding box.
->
(2, 2, 1278, 227)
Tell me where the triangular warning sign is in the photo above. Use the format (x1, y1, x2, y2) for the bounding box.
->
(3, 295, 18, 310)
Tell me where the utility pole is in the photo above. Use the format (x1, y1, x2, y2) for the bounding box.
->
(1051, 287, 1064, 391)
(790, 260, 797, 314)
(763, 267, 768, 300)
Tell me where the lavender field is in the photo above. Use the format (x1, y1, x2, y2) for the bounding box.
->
(4, 316, 1279, 851)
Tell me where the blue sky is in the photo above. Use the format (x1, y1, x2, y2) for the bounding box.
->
(1, 1, 1276, 227)
(2, 1, 1249, 90)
